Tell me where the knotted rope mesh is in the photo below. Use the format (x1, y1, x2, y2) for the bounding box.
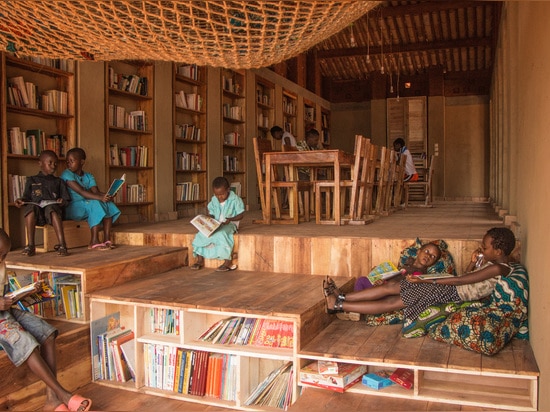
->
(0, 1, 376, 68)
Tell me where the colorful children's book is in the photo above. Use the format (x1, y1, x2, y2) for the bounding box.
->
(22, 199, 59, 208)
(366, 261, 404, 284)
(107, 173, 126, 197)
(6, 277, 55, 307)
(416, 273, 456, 280)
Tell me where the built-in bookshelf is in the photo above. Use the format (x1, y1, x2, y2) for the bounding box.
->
(0, 52, 75, 247)
(6, 266, 85, 323)
(90, 301, 297, 410)
(303, 99, 316, 138)
(321, 107, 331, 147)
(105, 61, 154, 223)
(282, 90, 297, 140)
(173, 63, 207, 217)
(221, 68, 246, 202)
(255, 77, 275, 140)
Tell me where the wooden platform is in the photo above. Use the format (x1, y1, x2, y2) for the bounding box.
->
(6, 244, 187, 321)
(298, 320, 539, 411)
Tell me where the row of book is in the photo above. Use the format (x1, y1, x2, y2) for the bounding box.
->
(255, 88, 271, 106)
(6, 271, 82, 320)
(177, 64, 200, 81)
(108, 67, 148, 96)
(257, 113, 270, 128)
(176, 152, 202, 171)
(222, 103, 243, 121)
(198, 317, 294, 349)
(223, 131, 240, 146)
(96, 326, 135, 382)
(8, 127, 67, 157)
(109, 144, 149, 167)
(176, 182, 200, 202)
(8, 174, 26, 203)
(175, 90, 203, 111)
(19, 55, 72, 71)
(7, 75, 69, 114)
(283, 97, 296, 115)
(175, 123, 201, 141)
(148, 308, 180, 335)
(112, 184, 147, 204)
(108, 105, 147, 131)
(244, 361, 293, 410)
(222, 76, 242, 95)
(223, 156, 240, 173)
(143, 345, 239, 400)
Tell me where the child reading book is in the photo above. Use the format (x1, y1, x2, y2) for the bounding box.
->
(14, 150, 71, 257)
(0, 228, 92, 411)
(190, 177, 245, 272)
(61, 148, 121, 250)
(323, 227, 517, 324)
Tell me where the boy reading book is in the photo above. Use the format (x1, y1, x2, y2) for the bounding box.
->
(61, 148, 121, 250)
(14, 150, 71, 257)
(0, 228, 92, 411)
(190, 177, 244, 272)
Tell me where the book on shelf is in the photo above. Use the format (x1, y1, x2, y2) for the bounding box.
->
(91, 312, 121, 380)
(107, 173, 126, 197)
(109, 331, 135, 382)
(415, 273, 456, 280)
(389, 367, 414, 389)
(190, 214, 221, 237)
(299, 361, 367, 393)
(119, 338, 136, 381)
(366, 261, 405, 284)
(244, 361, 293, 409)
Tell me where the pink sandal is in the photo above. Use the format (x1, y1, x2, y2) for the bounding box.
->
(67, 394, 92, 412)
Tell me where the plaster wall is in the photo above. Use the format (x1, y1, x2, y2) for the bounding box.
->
(494, 3, 550, 409)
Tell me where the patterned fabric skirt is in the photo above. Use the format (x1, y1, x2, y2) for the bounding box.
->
(400, 279, 461, 321)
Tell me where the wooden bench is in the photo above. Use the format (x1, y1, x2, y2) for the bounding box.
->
(28, 220, 91, 252)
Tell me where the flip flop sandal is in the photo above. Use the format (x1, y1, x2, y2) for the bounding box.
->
(67, 394, 92, 412)
(21, 245, 36, 256)
(216, 264, 237, 272)
(57, 245, 70, 256)
(190, 263, 204, 270)
(88, 243, 109, 251)
(322, 276, 339, 297)
(325, 294, 345, 315)
(104, 241, 116, 249)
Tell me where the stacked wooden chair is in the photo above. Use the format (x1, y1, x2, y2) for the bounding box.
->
(404, 154, 435, 207)
(253, 137, 310, 224)
(314, 135, 373, 224)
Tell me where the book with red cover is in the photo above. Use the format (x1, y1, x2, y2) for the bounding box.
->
(390, 368, 414, 389)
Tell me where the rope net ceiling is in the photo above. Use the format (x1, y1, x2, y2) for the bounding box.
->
(0, 1, 377, 68)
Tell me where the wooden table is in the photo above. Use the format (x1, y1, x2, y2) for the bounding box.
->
(264, 150, 354, 225)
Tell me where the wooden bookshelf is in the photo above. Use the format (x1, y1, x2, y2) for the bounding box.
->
(255, 76, 275, 140)
(1, 52, 75, 247)
(303, 98, 316, 138)
(221, 68, 246, 202)
(105, 61, 154, 223)
(173, 63, 208, 217)
(321, 107, 331, 147)
(282, 90, 297, 140)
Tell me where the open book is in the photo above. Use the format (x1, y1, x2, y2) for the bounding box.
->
(367, 261, 405, 284)
(23, 199, 58, 208)
(107, 173, 126, 197)
(191, 214, 221, 237)
(6, 279, 55, 306)
(415, 273, 455, 280)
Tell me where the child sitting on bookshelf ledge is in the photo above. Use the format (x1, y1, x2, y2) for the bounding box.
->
(0, 229, 92, 411)
(190, 176, 244, 272)
(61, 148, 121, 251)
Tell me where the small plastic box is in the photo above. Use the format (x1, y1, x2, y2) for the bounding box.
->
(362, 372, 394, 390)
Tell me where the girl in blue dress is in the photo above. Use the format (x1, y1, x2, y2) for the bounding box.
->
(61, 148, 121, 250)
(191, 176, 245, 271)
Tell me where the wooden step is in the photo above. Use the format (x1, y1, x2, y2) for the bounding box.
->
(0, 320, 91, 411)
